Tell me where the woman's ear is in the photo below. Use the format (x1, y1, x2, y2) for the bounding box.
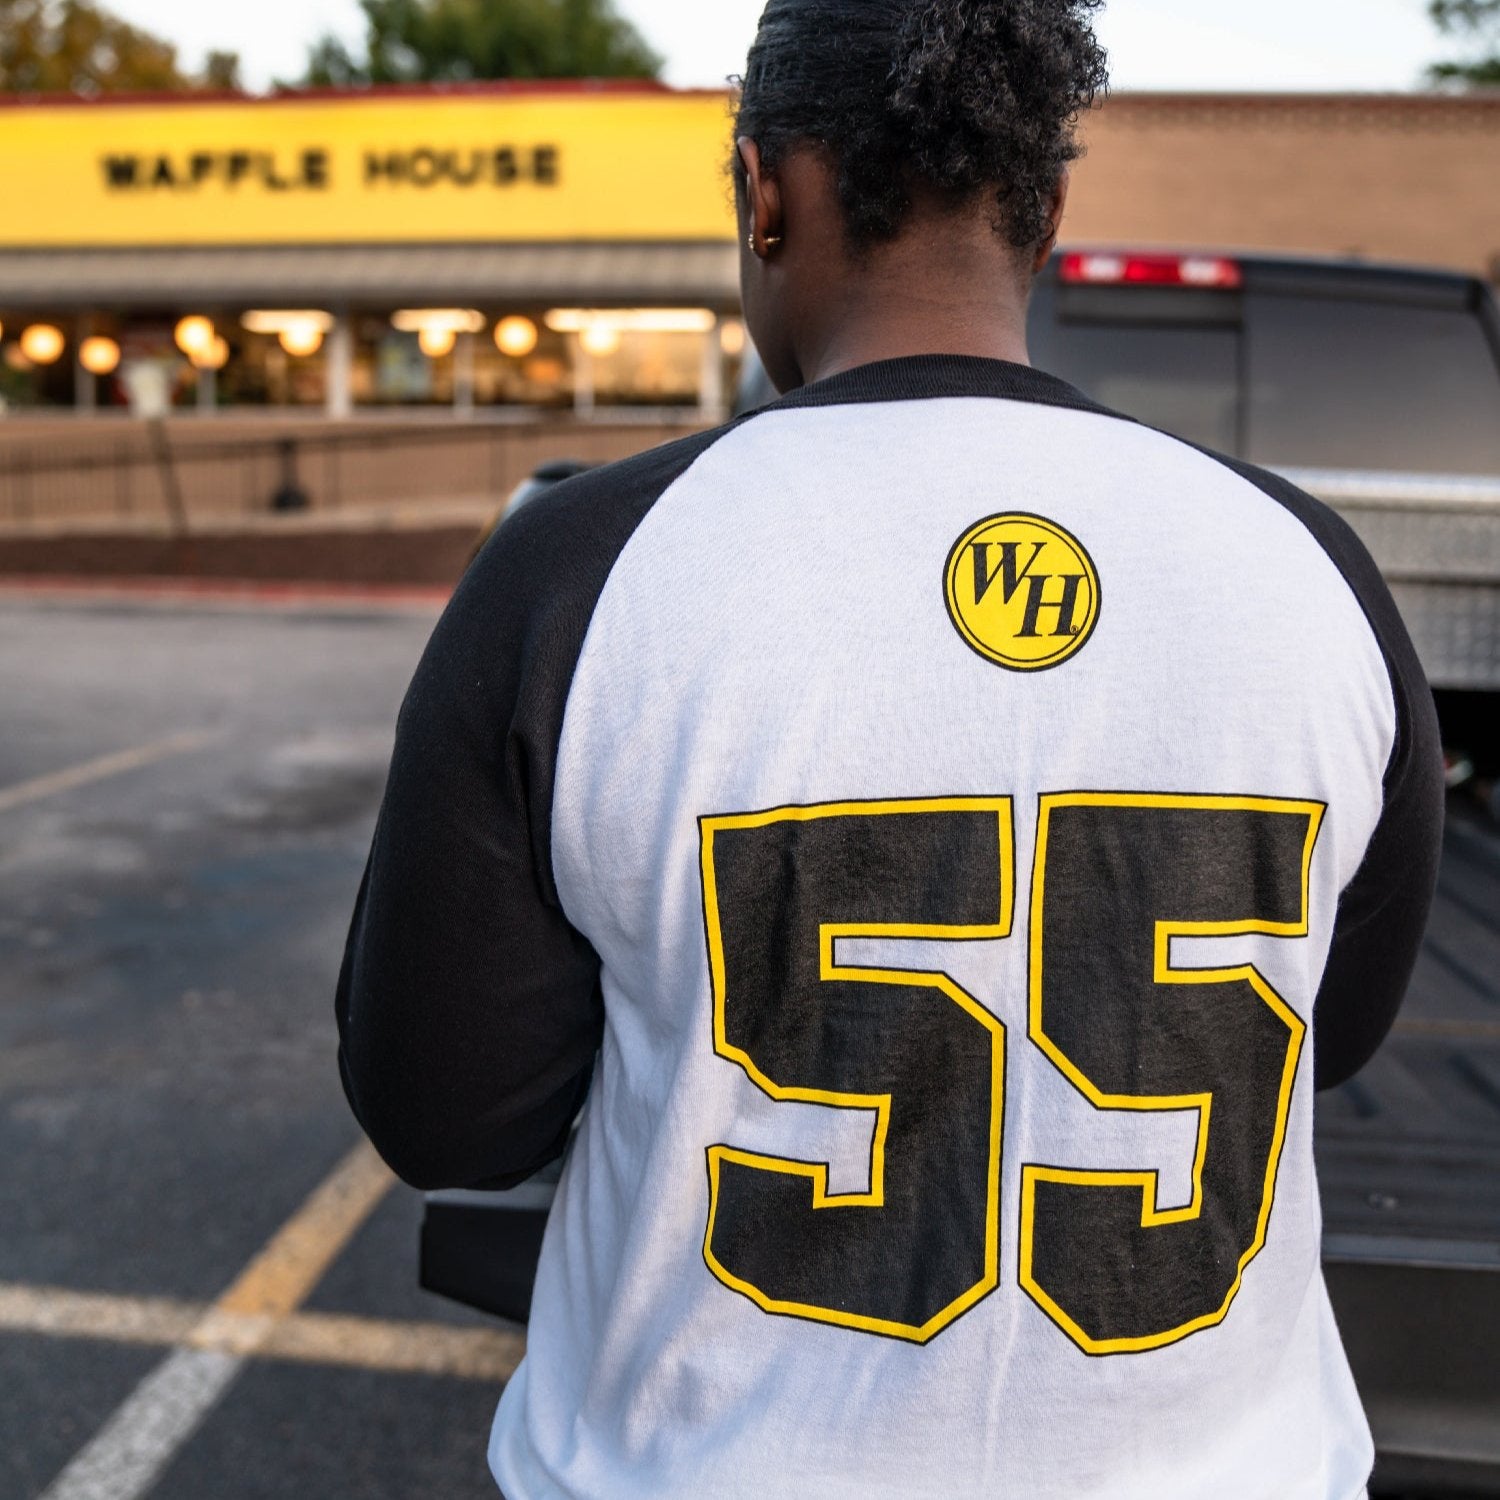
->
(1032, 168, 1071, 273)
(737, 136, 785, 257)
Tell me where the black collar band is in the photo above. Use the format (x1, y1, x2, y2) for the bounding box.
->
(763, 353, 1121, 422)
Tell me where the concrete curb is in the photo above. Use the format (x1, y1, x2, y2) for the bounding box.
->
(0, 523, 477, 589)
(0, 576, 452, 612)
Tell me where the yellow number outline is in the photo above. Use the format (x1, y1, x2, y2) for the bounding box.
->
(1018, 791, 1325, 1356)
(701, 797, 1013, 1344)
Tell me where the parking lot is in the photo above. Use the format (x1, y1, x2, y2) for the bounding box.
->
(0, 589, 520, 1500)
(2, 587, 1498, 1500)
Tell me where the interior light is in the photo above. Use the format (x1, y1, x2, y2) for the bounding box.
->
(719, 319, 747, 357)
(279, 322, 325, 358)
(418, 326, 458, 359)
(392, 308, 485, 336)
(495, 316, 540, 358)
(79, 336, 122, 376)
(579, 325, 622, 358)
(174, 315, 216, 359)
(546, 308, 718, 335)
(242, 309, 334, 337)
(194, 336, 230, 371)
(243, 310, 333, 358)
(20, 324, 65, 365)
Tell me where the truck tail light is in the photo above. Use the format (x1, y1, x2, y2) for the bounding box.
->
(1059, 252, 1244, 290)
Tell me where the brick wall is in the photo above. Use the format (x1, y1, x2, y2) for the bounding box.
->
(1069, 94, 1500, 283)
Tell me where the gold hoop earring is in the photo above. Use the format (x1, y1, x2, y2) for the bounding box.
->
(749, 233, 784, 256)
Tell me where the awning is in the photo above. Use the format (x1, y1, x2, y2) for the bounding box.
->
(0, 240, 741, 309)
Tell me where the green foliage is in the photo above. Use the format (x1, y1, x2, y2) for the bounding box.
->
(1428, 0, 1500, 86)
(0, 0, 240, 94)
(1431, 0, 1500, 27)
(202, 49, 243, 91)
(1430, 57, 1500, 83)
(300, 0, 663, 87)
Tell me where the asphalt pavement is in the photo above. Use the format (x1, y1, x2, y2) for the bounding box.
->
(1, 588, 1495, 1500)
(0, 590, 511, 1500)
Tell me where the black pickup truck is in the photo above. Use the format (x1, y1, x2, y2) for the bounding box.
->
(426, 251, 1500, 1498)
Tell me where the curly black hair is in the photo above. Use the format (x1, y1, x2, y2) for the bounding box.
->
(733, 0, 1109, 251)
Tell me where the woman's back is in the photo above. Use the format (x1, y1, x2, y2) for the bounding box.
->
(464, 357, 1433, 1497)
(336, 3, 1444, 1494)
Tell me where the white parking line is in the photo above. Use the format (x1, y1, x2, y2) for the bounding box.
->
(38, 1349, 241, 1500)
(0, 1285, 197, 1344)
(32, 1141, 395, 1500)
(0, 1281, 525, 1383)
(0, 731, 220, 816)
(262, 1310, 523, 1383)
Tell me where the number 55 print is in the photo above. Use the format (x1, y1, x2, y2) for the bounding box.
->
(699, 793, 1324, 1355)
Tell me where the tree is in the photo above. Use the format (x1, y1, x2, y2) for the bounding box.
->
(1429, 0, 1500, 86)
(202, 49, 243, 91)
(300, 0, 662, 87)
(0, 0, 241, 94)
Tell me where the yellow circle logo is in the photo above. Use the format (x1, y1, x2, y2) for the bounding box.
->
(944, 513, 1102, 672)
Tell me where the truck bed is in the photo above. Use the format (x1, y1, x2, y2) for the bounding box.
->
(1318, 799, 1500, 1497)
(1319, 801, 1500, 1241)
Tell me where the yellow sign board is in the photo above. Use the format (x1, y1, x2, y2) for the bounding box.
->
(0, 87, 738, 248)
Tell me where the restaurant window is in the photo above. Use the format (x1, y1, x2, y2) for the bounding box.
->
(1, 315, 81, 411)
(473, 321, 574, 410)
(585, 329, 705, 409)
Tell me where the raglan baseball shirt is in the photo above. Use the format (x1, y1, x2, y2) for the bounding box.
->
(336, 356, 1444, 1500)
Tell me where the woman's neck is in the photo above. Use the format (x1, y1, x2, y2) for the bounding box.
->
(790, 222, 1036, 389)
(800, 313, 1032, 388)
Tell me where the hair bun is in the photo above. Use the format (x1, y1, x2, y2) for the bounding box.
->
(735, 0, 1107, 250)
(889, 0, 1108, 245)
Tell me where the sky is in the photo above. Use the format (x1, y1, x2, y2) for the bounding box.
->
(104, 0, 1453, 95)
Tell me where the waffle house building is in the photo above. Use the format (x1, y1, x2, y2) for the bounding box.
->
(2, 84, 1499, 421)
(0, 82, 744, 419)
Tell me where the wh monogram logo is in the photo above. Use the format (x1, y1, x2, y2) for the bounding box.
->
(944, 514, 1101, 672)
(970, 541, 1088, 640)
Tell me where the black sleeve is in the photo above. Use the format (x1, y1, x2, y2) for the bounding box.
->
(335, 431, 722, 1190)
(1312, 564, 1445, 1091)
(1205, 458, 1446, 1091)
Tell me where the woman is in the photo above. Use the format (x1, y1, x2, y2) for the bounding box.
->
(337, 2, 1443, 1495)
